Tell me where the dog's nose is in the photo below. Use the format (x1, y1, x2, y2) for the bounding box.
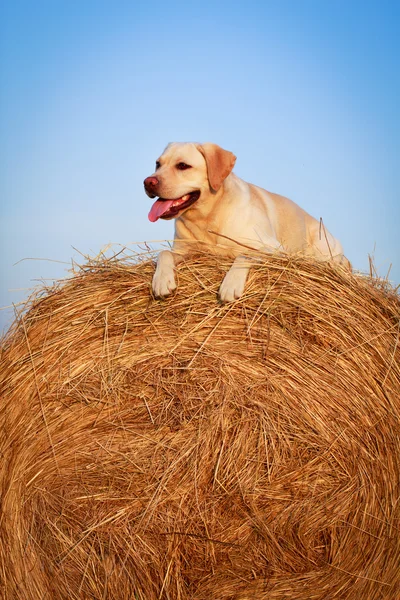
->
(144, 176, 159, 192)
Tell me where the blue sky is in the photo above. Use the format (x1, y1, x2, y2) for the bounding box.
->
(1, 0, 399, 332)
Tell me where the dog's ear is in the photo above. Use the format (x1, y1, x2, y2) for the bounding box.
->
(197, 143, 236, 192)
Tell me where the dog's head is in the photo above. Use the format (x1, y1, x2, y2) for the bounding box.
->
(144, 142, 236, 222)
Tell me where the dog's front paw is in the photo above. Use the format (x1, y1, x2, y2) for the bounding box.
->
(152, 267, 177, 298)
(218, 267, 248, 303)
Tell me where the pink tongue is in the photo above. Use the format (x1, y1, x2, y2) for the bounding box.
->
(148, 199, 176, 222)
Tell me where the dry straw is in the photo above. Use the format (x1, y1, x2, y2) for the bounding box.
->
(1, 250, 399, 600)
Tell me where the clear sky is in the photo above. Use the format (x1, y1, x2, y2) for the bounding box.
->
(1, 0, 399, 332)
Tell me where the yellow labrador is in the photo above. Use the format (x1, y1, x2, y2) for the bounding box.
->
(144, 142, 350, 302)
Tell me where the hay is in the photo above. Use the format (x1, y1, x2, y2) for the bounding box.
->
(0, 250, 399, 600)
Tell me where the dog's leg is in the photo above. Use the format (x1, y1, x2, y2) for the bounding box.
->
(152, 250, 181, 297)
(219, 235, 283, 302)
(219, 255, 252, 302)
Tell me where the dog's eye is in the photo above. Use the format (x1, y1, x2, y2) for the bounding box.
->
(155, 161, 161, 170)
(176, 162, 192, 170)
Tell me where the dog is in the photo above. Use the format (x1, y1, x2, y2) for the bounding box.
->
(144, 142, 350, 302)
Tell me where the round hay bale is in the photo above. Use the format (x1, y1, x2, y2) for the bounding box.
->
(1, 252, 399, 600)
